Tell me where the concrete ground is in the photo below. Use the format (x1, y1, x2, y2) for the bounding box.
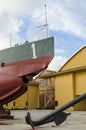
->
(0, 110, 86, 130)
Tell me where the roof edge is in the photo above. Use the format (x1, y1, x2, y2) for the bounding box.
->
(58, 45, 86, 72)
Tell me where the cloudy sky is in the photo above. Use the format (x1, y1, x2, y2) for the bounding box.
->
(0, 0, 86, 71)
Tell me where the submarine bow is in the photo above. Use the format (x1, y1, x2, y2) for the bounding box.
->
(0, 55, 53, 106)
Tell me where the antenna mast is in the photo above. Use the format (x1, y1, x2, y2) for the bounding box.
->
(45, 4, 48, 38)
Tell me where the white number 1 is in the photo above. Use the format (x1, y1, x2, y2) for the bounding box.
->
(31, 43, 37, 58)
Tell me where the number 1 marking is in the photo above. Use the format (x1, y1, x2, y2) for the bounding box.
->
(31, 43, 37, 58)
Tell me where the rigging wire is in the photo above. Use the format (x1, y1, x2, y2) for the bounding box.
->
(0, 5, 54, 46)
(28, 25, 48, 41)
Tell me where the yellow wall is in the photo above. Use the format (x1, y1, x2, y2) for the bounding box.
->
(55, 71, 86, 111)
(74, 98, 86, 111)
(55, 73, 74, 110)
(4, 82, 39, 110)
(15, 92, 27, 109)
(73, 71, 86, 110)
(4, 92, 27, 109)
(75, 71, 86, 95)
(27, 82, 39, 109)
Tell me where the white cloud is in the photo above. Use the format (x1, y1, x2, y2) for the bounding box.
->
(31, 0, 86, 39)
(0, 0, 86, 51)
(49, 0, 86, 39)
(47, 56, 67, 71)
(0, 13, 23, 49)
(0, 0, 46, 49)
(0, 0, 42, 15)
(55, 48, 67, 55)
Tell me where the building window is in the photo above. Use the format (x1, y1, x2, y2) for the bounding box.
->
(40, 79, 48, 87)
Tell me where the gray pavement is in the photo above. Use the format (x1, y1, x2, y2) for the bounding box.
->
(0, 110, 86, 130)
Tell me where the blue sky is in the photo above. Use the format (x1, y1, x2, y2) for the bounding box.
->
(0, 0, 86, 71)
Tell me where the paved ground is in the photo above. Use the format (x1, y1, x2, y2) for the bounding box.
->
(0, 110, 86, 130)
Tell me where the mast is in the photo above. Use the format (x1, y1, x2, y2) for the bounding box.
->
(45, 4, 48, 38)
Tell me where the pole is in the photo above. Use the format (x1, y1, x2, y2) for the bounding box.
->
(45, 4, 48, 38)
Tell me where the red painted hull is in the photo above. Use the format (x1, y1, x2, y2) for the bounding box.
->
(0, 55, 53, 105)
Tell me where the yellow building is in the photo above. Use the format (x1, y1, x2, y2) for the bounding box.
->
(4, 81, 39, 110)
(55, 46, 86, 110)
(40, 46, 86, 111)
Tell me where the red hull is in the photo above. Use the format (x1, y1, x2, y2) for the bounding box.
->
(0, 55, 53, 105)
